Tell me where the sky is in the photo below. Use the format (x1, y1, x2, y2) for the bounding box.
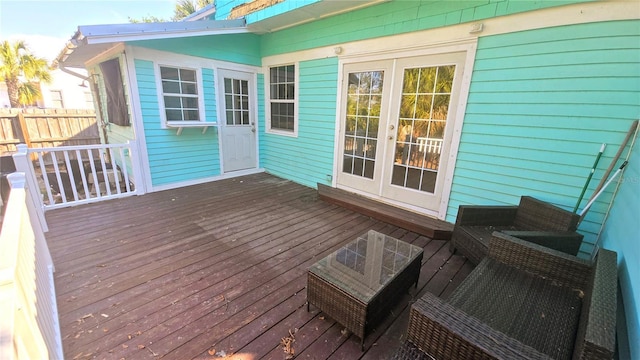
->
(0, 0, 177, 61)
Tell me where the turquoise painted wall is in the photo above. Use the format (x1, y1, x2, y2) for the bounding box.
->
(448, 20, 640, 259)
(259, 57, 338, 189)
(131, 33, 262, 67)
(134, 59, 221, 186)
(214, 0, 320, 21)
(214, 0, 241, 20)
(245, 0, 320, 23)
(601, 137, 639, 359)
(130, 33, 261, 187)
(259, 0, 591, 57)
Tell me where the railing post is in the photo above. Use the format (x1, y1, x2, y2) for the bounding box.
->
(2, 172, 63, 360)
(13, 144, 48, 232)
(127, 139, 146, 195)
(8, 173, 53, 269)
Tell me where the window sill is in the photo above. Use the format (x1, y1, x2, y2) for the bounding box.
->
(166, 122, 218, 135)
(265, 128, 297, 138)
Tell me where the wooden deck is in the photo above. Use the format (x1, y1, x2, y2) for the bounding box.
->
(45, 173, 473, 360)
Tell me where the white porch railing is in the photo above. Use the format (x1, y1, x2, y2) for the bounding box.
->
(417, 137, 443, 154)
(0, 173, 63, 359)
(13, 141, 141, 211)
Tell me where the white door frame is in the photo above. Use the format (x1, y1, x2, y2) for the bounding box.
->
(217, 68, 259, 173)
(336, 60, 394, 194)
(334, 41, 477, 219)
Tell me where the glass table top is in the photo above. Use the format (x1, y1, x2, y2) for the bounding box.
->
(309, 230, 424, 304)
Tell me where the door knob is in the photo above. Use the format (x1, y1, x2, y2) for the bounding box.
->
(389, 124, 395, 130)
(388, 136, 393, 140)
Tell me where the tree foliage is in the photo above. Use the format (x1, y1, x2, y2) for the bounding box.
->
(128, 15, 169, 23)
(129, 0, 213, 23)
(0, 40, 52, 107)
(173, 0, 213, 20)
(173, 0, 212, 21)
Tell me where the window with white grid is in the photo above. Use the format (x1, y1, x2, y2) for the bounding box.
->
(160, 66, 201, 122)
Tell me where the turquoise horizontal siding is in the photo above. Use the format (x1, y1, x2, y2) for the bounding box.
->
(134, 60, 221, 187)
(213, 0, 237, 19)
(260, 57, 338, 188)
(131, 34, 262, 67)
(447, 20, 640, 258)
(202, 68, 217, 123)
(259, 0, 591, 56)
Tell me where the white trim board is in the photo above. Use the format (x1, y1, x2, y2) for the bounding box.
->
(122, 48, 151, 195)
(79, 20, 247, 44)
(438, 43, 477, 219)
(83, 43, 126, 69)
(128, 47, 263, 74)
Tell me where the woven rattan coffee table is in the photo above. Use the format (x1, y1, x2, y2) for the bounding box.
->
(307, 230, 424, 350)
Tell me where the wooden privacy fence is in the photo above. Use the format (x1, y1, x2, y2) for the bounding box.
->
(0, 108, 99, 155)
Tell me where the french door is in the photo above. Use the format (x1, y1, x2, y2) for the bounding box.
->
(337, 52, 467, 214)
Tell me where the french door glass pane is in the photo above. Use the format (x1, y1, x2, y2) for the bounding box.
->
(342, 71, 384, 179)
(392, 65, 455, 193)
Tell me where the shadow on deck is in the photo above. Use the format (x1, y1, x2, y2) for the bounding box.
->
(45, 173, 473, 359)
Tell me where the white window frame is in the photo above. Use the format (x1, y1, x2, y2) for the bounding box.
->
(83, 91, 94, 109)
(265, 62, 299, 137)
(155, 63, 206, 128)
(50, 90, 64, 108)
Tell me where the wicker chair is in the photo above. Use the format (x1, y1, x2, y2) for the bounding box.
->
(450, 196, 583, 264)
(393, 232, 617, 360)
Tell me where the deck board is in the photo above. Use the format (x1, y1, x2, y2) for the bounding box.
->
(45, 173, 472, 359)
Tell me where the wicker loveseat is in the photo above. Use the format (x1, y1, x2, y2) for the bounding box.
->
(393, 232, 617, 360)
(450, 196, 583, 264)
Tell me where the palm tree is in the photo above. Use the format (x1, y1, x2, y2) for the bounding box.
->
(173, 0, 213, 20)
(0, 40, 52, 108)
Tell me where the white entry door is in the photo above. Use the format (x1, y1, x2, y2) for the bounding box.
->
(219, 69, 257, 173)
(337, 51, 468, 215)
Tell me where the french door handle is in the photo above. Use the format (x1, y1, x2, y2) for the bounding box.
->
(389, 124, 395, 130)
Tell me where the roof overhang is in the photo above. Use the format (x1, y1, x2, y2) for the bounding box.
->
(246, 0, 389, 34)
(55, 19, 247, 69)
(183, 3, 217, 21)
